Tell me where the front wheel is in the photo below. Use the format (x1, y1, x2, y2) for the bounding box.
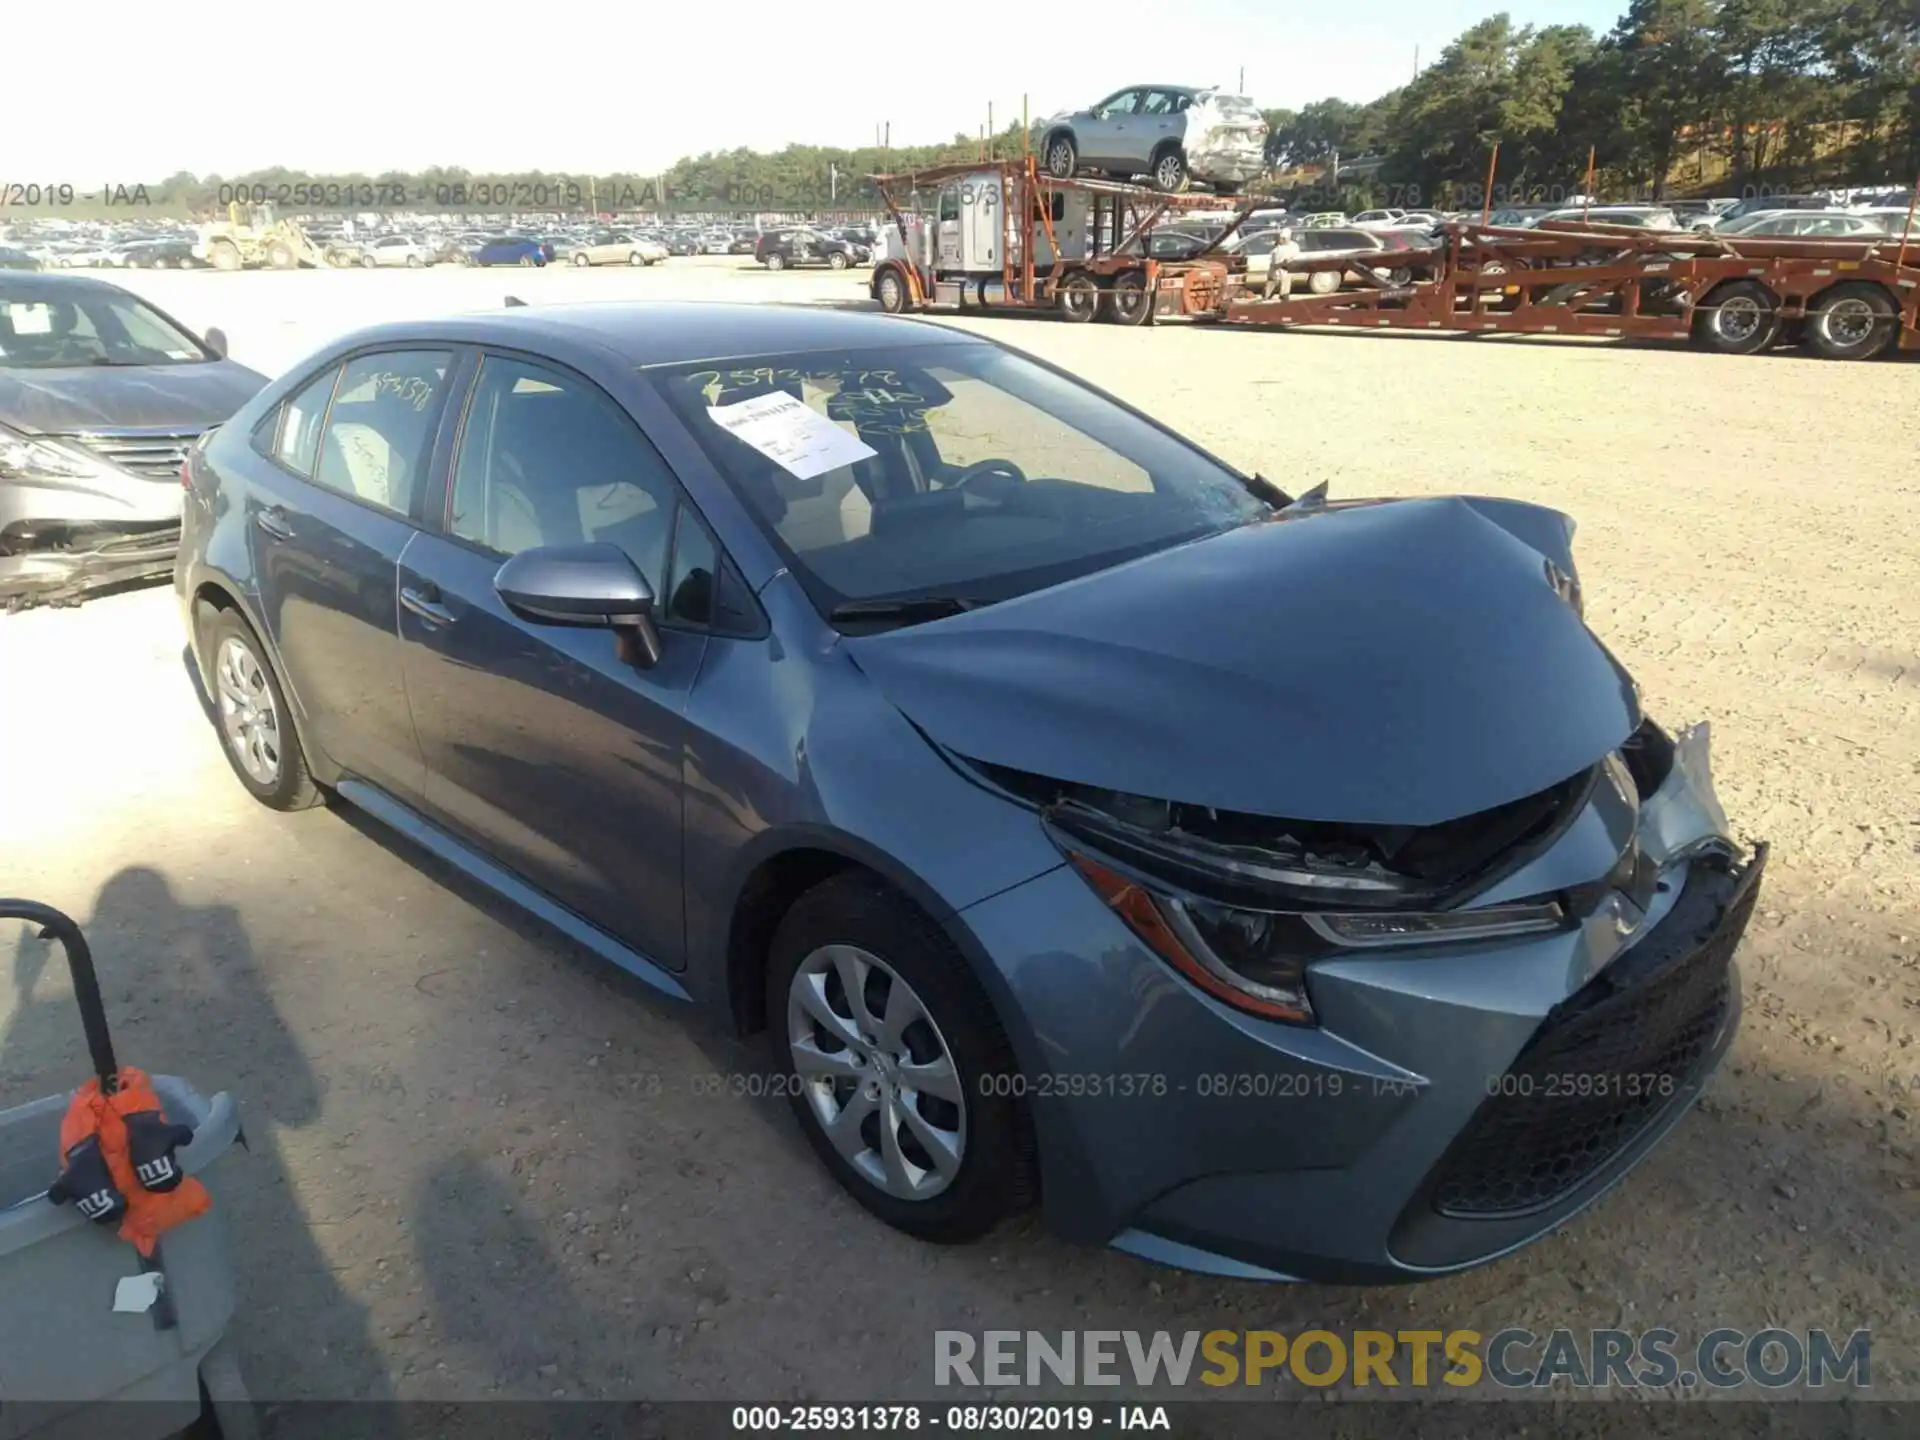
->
(573, 251, 591, 266)
(875, 267, 910, 313)
(766, 252, 785, 271)
(203, 610, 320, 812)
(1045, 133, 1078, 180)
(629, 251, 645, 266)
(1307, 268, 1342, 295)
(770, 875, 1036, 1243)
(518, 255, 534, 268)
(828, 250, 849, 270)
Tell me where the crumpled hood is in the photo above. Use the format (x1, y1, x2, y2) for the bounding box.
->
(845, 496, 1640, 827)
(0, 360, 267, 435)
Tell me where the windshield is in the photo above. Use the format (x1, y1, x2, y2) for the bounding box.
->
(0, 289, 210, 369)
(648, 342, 1269, 615)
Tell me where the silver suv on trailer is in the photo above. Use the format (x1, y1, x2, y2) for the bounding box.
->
(1039, 85, 1269, 194)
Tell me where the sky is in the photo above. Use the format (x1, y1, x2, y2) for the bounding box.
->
(11, 1, 1629, 180)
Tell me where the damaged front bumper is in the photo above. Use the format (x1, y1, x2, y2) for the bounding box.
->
(0, 519, 181, 610)
(959, 721, 1761, 1282)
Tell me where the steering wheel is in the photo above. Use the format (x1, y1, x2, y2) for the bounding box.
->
(946, 458, 1029, 490)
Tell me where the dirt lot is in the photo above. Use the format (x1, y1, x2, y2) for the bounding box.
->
(1, 257, 1916, 1419)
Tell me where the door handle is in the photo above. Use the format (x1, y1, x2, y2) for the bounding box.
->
(254, 506, 295, 541)
(399, 584, 455, 627)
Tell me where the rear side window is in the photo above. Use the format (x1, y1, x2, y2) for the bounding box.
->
(273, 366, 341, 476)
(312, 350, 452, 514)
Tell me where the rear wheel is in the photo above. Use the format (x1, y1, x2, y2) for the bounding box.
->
(1104, 271, 1152, 325)
(1804, 282, 1898, 361)
(1308, 268, 1341, 295)
(1691, 280, 1779, 355)
(770, 875, 1036, 1243)
(204, 610, 320, 812)
(766, 252, 786, 271)
(518, 255, 534, 268)
(406, 254, 423, 267)
(573, 251, 591, 266)
(266, 242, 295, 270)
(1150, 148, 1189, 194)
(629, 251, 646, 266)
(1056, 270, 1099, 322)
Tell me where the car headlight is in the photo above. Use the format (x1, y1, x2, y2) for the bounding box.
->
(1061, 848, 1569, 1026)
(0, 427, 120, 484)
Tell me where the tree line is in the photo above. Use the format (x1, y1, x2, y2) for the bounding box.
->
(1264, 1, 1917, 204)
(20, 1, 1916, 221)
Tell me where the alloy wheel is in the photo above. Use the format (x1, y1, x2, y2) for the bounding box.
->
(786, 944, 967, 1201)
(215, 637, 283, 786)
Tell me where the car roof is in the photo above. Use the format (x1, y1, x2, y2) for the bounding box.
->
(322, 301, 979, 369)
(0, 270, 136, 300)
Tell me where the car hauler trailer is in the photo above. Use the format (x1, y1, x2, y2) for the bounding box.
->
(1217, 218, 1920, 361)
(867, 159, 1238, 325)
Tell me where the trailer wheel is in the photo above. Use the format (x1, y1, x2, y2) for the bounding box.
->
(875, 267, 910, 313)
(1105, 273, 1152, 326)
(1692, 280, 1779, 355)
(1804, 283, 1898, 362)
(1057, 271, 1099, 323)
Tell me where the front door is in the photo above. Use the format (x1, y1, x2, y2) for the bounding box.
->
(397, 352, 705, 971)
(247, 348, 455, 803)
(1082, 89, 1143, 168)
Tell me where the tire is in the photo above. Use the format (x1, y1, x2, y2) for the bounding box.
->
(768, 874, 1036, 1243)
(1104, 272, 1152, 326)
(573, 251, 590, 266)
(406, 254, 423, 267)
(1045, 133, 1078, 180)
(209, 243, 241, 272)
(1056, 270, 1099, 323)
(519, 255, 534, 267)
(828, 250, 849, 271)
(1389, 266, 1413, 287)
(1691, 279, 1779, 355)
(203, 609, 320, 812)
(875, 266, 910, 313)
(628, 251, 645, 266)
(360, 253, 376, 269)
(1308, 268, 1341, 295)
(766, 252, 785, 271)
(1804, 282, 1898, 361)
(1151, 148, 1188, 194)
(266, 242, 295, 270)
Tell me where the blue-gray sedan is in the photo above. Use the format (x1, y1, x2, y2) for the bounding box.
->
(175, 302, 1763, 1282)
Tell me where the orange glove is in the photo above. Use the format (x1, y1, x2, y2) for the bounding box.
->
(53, 1066, 210, 1257)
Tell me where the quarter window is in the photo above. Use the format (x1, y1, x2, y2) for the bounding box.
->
(273, 366, 341, 477)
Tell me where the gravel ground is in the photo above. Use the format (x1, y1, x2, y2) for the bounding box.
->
(0, 258, 1914, 1422)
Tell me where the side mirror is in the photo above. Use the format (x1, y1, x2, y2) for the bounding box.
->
(493, 542, 663, 666)
(204, 327, 229, 358)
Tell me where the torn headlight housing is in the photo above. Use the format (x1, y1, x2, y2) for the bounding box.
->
(0, 426, 122, 485)
(1034, 782, 1585, 1027)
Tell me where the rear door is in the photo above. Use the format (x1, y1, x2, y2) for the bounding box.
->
(396, 350, 709, 970)
(246, 347, 457, 803)
(1137, 90, 1183, 170)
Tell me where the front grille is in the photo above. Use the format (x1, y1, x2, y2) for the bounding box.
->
(56, 427, 203, 482)
(1428, 852, 1762, 1219)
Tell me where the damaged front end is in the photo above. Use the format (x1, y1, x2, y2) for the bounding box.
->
(964, 718, 1753, 1029)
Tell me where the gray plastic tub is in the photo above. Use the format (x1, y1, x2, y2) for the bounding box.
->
(0, 901, 253, 1440)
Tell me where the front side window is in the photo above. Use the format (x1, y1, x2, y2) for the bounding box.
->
(449, 356, 679, 589)
(312, 350, 452, 514)
(1099, 90, 1141, 116)
(648, 344, 1268, 617)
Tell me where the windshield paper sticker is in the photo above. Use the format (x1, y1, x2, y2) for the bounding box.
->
(706, 390, 876, 481)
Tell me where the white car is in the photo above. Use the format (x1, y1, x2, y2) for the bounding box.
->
(364, 235, 432, 267)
